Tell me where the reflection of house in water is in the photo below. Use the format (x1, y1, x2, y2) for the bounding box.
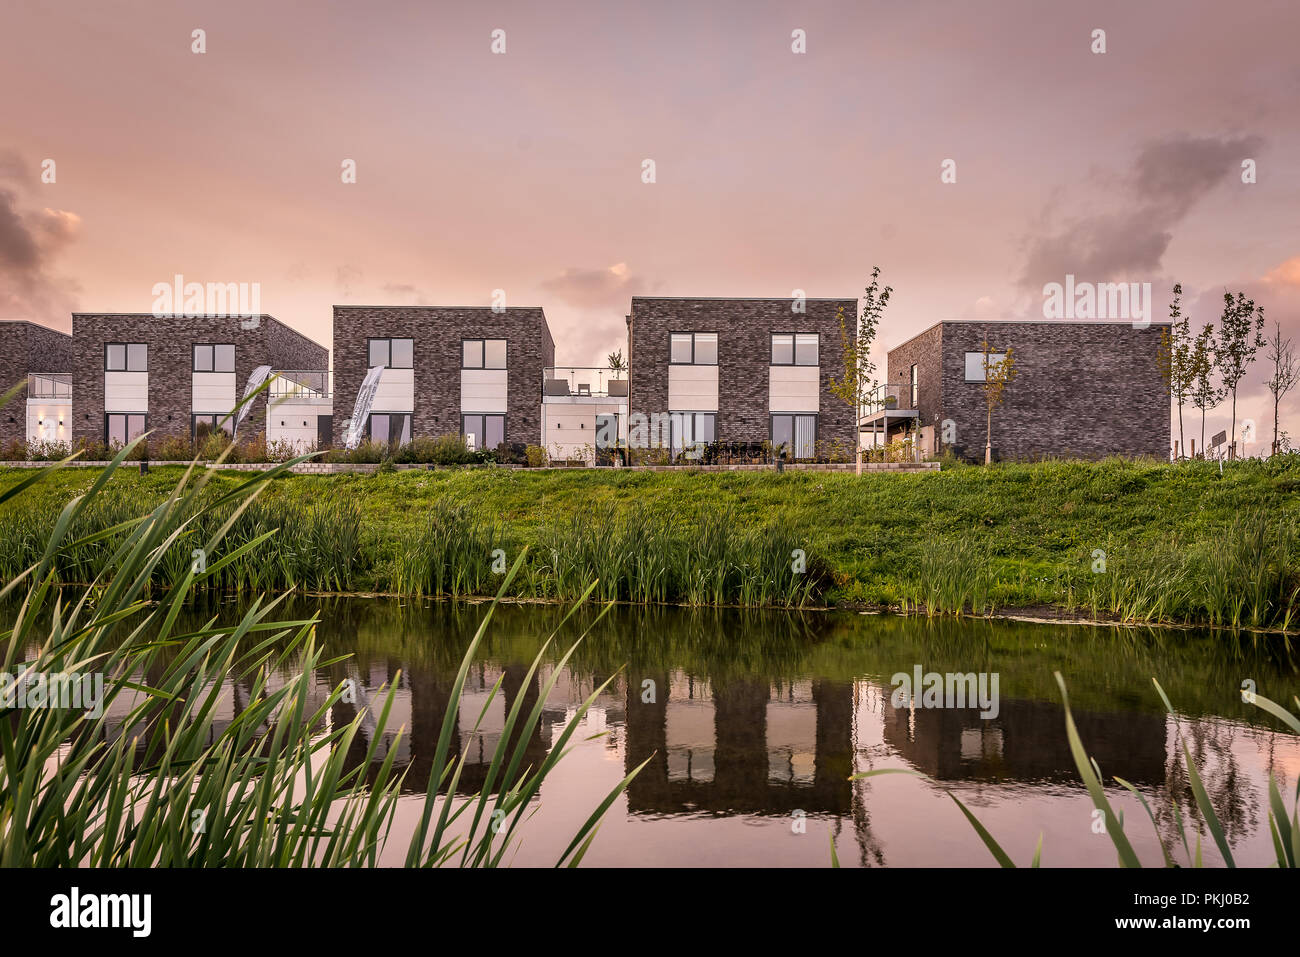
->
(326, 657, 623, 795)
(880, 688, 1167, 785)
(624, 671, 854, 815)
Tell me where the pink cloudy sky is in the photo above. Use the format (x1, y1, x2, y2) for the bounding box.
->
(3, 0, 1299, 448)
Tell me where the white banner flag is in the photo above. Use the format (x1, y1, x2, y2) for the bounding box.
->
(232, 365, 273, 437)
(344, 366, 385, 449)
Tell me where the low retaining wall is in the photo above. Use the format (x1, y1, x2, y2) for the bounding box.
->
(1, 460, 940, 475)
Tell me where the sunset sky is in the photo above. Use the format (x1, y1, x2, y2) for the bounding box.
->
(3, 0, 1299, 446)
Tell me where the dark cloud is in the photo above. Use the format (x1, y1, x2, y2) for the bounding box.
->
(1018, 134, 1265, 290)
(0, 169, 81, 326)
(540, 263, 647, 310)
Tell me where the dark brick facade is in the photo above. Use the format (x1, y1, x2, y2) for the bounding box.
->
(331, 306, 555, 446)
(70, 314, 328, 447)
(884, 320, 1171, 460)
(626, 298, 856, 449)
(0, 320, 73, 447)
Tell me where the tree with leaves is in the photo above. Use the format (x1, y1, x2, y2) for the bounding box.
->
(1157, 283, 1193, 458)
(981, 340, 1017, 465)
(1211, 291, 1266, 458)
(1188, 323, 1222, 458)
(607, 349, 626, 372)
(830, 266, 891, 475)
(1265, 320, 1300, 457)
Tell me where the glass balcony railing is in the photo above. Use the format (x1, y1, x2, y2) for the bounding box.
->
(543, 366, 629, 398)
(28, 373, 71, 398)
(862, 383, 916, 416)
(269, 370, 331, 399)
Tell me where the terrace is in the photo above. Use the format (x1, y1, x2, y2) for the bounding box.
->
(542, 366, 629, 400)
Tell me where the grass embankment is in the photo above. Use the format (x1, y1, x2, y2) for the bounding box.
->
(2, 456, 1298, 627)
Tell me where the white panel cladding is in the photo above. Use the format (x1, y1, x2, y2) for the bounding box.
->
(104, 372, 148, 412)
(373, 367, 415, 412)
(191, 372, 237, 414)
(26, 398, 72, 443)
(667, 365, 719, 412)
(267, 402, 324, 452)
(541, 400, 627, 464)
(768, 365, 820, 413)
(460, 369, 508, 413)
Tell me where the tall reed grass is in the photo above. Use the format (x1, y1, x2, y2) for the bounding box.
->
(0, 400, 637, 866)
(391, 498, 508, 597)
(1079, 510, 1299, 629)
(533, 505, 824, 607)
(903, 536, 992, 616)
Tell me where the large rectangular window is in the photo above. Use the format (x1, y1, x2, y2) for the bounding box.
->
(106, 343, 147, 372)
(669, 412, 716, 458)
(369, 338, 413, 369)
(369, 412, 412, 446)
(670, 332, 718, 365)
(193, 344, 236, 373)
(910, 363, 918, 407)
(461, 413, 505, 450)
(462, 339, 507, 369)
(105, 413, 147, 445)
(771, 333, 819, 366)
(964, 351, 1008, 382)
(192, 413, 232, 439)
(771, 414, 816, 459)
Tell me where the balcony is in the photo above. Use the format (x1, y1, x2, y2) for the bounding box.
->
(859, 383, 918, 430)
(28, 373, 71, 398)
(543, 366, 629, 399)
(269, 370, 331, 400)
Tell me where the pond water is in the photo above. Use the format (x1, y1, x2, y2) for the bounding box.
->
(62, 598, 1300, 866)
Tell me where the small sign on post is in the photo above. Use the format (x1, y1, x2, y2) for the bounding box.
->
(1210, 430, 1227, 449)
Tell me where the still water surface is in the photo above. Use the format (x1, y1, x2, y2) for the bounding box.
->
(107, 598, 1300, 866)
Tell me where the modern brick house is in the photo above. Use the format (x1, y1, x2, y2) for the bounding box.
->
(625, 297, 856, 458)
(864, 320, 1170, 461)
(70, 314, 329, 450)
(0, 320, 74, 448)
(541, 364, 629, 464)
(332, 306, 555, 450)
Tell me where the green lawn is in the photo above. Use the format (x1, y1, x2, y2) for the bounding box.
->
(3, 456, 1297, 626)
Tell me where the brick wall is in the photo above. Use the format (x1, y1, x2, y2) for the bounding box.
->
(70, 314, 327, 448)
(881, 323, 944, 443)
(913, 321, 1170, 461)
(0, 321, 73, 447)
(332, 306, 554, 447)
(626, 298, 856, 448)
(266, 317, 329, 372)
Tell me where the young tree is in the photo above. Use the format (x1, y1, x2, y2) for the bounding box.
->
(830, 266, 892, 475)
(1211, 290, 1266, 458)
(1188, 323, 1222, 457)
(607, 349, 626, 372)
(1265, 320, 1300, 456)
(1156, 283, 1193, 457)
(981, 340, 1017, 465)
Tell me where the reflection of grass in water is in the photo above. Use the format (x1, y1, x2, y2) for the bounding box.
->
(259, 596, 1300, 723)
